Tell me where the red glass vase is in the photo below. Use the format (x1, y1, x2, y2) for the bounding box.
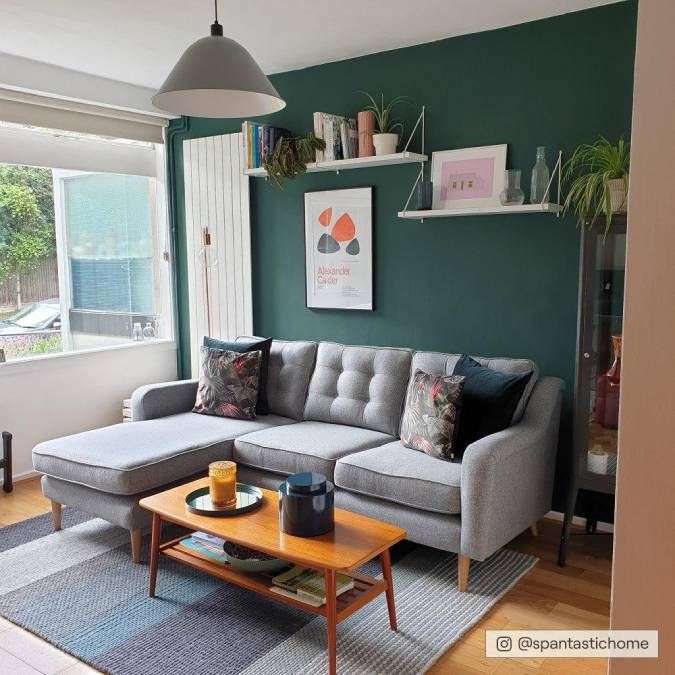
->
(595, 335, 622, 429)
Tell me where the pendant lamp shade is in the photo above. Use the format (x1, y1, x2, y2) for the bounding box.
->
(152, 20, 285, 118)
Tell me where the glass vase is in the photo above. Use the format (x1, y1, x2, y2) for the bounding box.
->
(530, 146, 550, 203)
(415, 180, 433, 210)
(500, 170, 525, 206)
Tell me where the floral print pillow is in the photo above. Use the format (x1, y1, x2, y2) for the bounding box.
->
(193, 347, 261, 420)
(400, 369, 466, 461)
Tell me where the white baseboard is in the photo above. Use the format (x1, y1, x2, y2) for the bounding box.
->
(0, 469, 40, 486)
(545, 510, 614, 533)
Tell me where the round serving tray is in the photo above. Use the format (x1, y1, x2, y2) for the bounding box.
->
(185, 483, 263, 517)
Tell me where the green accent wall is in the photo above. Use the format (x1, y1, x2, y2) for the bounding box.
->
(167, 1, 637, 509)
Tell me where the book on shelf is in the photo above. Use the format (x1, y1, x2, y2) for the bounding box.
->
(313, 112, 325, 162)
(312, 113, 358, 162)
(339, 118, 358, 160)
(271, 565, 354, 605)
(270, 586, 323, 608)
(180, 536, 228, 564)
(321, 113, 345, 161)
(191, 531, 225, 549)
(242, 122, 290, 170)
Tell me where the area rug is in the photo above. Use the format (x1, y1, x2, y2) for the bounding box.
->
(0, 510, 537, 674)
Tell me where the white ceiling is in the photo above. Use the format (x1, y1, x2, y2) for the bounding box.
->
(1, 0, 623, 89)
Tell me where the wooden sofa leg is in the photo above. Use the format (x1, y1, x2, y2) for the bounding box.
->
(458, 555, 471, 592)
(130, 529, 142, 564)
(530, 522, 539, 537)
(51, 500, 62, 531)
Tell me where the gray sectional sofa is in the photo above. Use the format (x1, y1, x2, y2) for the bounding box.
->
(32, 339, 563, 590)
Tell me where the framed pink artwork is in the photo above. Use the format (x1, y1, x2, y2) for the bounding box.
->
(431, 145, 507, 209)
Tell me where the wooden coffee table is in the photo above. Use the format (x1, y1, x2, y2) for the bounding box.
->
(140, 477, 406, 674)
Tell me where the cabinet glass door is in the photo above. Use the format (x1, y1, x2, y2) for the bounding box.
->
(575, 220, 626, 491)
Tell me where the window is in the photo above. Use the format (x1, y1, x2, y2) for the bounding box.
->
(0, 125, 172, 362)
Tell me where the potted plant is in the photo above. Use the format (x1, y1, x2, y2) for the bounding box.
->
(262, 132, 325, 188)
(359, 92, 413, 156)
(563, 135, 630, 234)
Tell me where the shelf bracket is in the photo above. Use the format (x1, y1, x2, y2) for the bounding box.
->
(401, 106, 427, 220)
(402, 105, 425, 154)
(540, 150, 563, 217)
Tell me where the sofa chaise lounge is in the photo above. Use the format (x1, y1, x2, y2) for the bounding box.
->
(32, 339, 563, 590)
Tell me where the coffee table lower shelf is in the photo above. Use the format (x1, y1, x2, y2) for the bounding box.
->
(162, 542, 388, 622)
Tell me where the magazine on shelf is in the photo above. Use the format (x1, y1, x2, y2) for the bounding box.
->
(180, 537, 228, 564)
(271, 565, 354, 605)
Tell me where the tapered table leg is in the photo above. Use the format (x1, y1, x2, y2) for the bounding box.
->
(148, 513, 161, 597)
(325, 568, 337, 675)
(380, 548, 397, 630)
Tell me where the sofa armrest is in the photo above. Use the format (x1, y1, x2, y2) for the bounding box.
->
(460, 376, 563, 561)
(130, 379, 199, 421)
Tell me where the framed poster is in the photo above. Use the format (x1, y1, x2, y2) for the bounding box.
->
(431, 144, 507, 209)
(304, 187, 373, 310)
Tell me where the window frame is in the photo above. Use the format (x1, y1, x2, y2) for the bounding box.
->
(0, 130, 175, 366)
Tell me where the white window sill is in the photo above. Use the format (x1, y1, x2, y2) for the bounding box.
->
(0, 338, 177, 376)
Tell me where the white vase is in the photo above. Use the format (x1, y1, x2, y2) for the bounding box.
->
(372, 133, 398, 156)
(608, 177, 628, 213)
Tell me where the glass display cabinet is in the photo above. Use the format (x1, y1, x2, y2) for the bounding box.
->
(558, 215, 626, 566)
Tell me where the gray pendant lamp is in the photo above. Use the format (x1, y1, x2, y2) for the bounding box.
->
(152, 0, 285, 118)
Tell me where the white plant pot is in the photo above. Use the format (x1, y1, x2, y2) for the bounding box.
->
(608, 177, 628, 213)
(372, 133, 398, 156)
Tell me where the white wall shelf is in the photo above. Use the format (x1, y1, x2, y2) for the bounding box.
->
(244, 151, 427, 177)
(398, 203, 563, 220)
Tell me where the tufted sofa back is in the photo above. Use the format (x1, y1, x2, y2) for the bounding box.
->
(303, 342, 412, 436)
(263, 339, 318, 420)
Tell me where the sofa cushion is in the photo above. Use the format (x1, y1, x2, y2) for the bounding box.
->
(32, 412, 295, 496)
(233, 421, 394, 480)
(265, 339, 318, 420)
(192, 347, 261, 420)
(303, 342, 412, 435)
(453, 354, 533, 451)
(205, 335, 272, 414)
(400, 370, 465, 460)
(334, 441, 462, 515)
(411, 351, 538, 424)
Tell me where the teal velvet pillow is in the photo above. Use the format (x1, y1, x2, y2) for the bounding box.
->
(453, 354, 532, 452)
(203, 336, 272, 414)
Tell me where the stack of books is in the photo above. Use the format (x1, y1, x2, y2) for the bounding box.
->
(180, 531, 228, 563)
(270, 564, 354, 607)
(242, 122, 290, 169)
(313, 113, 358, 162)
(122, 399, 132, 423)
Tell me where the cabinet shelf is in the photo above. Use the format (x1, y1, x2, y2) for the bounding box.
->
(244, 151, 427, 177)
(398, 203, 563, 219)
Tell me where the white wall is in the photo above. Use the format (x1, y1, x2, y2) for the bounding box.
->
(0, 341, 177, 480)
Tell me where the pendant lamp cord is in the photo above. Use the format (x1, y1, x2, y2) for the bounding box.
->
(210, 0, 223, 35)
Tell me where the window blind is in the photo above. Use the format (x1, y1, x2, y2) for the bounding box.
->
(0, 88, 167, 144)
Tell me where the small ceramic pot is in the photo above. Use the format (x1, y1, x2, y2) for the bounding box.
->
(372, 133, 398, 156)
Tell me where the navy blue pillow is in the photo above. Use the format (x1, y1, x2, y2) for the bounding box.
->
(203, 336, 272, 415)
(452, 355, 532, 453)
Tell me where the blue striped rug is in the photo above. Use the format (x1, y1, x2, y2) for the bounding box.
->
(0, 510, 536, 674)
